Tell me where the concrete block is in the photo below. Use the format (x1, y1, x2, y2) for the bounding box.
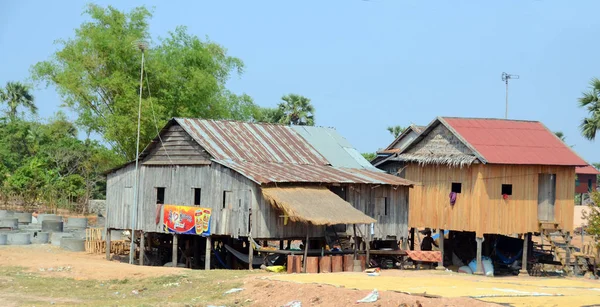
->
(60, 238, 85, 252)
(31, 231, 50, 244)
(14, 212, 32, 224)
(50, 232, 74, 246)
(0, 218, 18, 229)
(38, 214, 62, 224)
(0, 210, 14, 218)
(7, 232, 31, 245)
(67, 228, 86, 240)
(42, 221, 63, 233)
(0, 233, 6, 245)
(66, 217, 87, 229)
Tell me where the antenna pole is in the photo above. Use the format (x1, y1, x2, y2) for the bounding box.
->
(130, 46, 145, 265)
(502, 72, 519, 119)
(505, 78, 509, 119)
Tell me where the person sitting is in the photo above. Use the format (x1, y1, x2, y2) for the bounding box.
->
(420, 228, 438, 251)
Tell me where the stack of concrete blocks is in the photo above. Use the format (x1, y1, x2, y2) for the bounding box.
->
(0, 210, 35, 245)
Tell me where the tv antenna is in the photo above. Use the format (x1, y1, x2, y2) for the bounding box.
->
(501, 72, 519, 119)
(129, 40, 148, 265)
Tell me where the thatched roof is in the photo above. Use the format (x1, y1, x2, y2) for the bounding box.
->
(398, 153, 477, 168)
(261, 186, 377, 225)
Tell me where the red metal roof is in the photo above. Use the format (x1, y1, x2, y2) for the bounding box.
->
(576, 165, 600, 175)
(441, 117, 588, 166)
(176, 118, 328, 165)
(214, 160, 413, 185)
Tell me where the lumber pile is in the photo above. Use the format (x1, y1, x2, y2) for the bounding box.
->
(85, 228, 129, 255)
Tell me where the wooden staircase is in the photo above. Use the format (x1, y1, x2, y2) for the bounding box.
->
(539, 222, 592, 276)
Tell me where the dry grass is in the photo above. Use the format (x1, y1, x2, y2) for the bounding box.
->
(0, 266, 256, 307)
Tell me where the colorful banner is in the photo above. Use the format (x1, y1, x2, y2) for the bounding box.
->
(163, 205, 212, 236)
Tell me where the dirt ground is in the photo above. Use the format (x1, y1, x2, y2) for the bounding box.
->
(0, 245, 498, 306)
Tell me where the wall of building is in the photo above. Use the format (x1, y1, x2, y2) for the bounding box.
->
(575, 173, 597, 194)
(106, 164, 411, 240)
(405, 163, 575, 236)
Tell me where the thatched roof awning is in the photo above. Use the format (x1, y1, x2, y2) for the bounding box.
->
(262, 186, 376, 225)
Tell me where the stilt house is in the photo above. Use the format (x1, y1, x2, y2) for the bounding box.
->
(375, 117, 589, 274)
(105, 118, 413, 267)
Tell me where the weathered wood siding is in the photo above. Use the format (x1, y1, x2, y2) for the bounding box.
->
(405, 163, 575, 236)
(575, 174, 597, 194)
(345, 184, 410, 240)
(143, 123, 211, 165)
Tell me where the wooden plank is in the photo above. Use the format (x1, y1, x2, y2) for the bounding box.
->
(205, 236, 212, 270)
(172, 234, 178, 267)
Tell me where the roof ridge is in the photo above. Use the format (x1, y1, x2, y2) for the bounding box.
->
(173, 117, 337, 129)
(441, 116, 540, 123)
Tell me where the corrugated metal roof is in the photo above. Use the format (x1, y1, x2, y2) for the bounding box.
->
(175, 118, 328, 165)
(291, 126, 376, 169)
(214, 160, 413, 186)
(441, 117, 588, 166)
(577, 165, 600, 175)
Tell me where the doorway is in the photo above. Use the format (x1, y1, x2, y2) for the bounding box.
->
(537, 174, 556, 221)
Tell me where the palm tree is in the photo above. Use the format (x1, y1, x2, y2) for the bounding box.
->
(387, 125, 406, 138)
(0, 81, 36, 121)
(554, 131, 566, 142)
(277, 94, 314, 126)
(578, 78, 600, 140)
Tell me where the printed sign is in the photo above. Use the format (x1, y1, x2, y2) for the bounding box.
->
(163, 205, 212, 236)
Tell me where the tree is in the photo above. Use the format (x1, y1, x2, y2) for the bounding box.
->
(361, 152, 377, 161)
(0, 81, 36, 121)
(255, 106, 284, 124)
(387, 125, 406, 138)
(555, 131, 566, 142)
(578, 78, 600, 140)
(584, 191, 600, 247)
(32, 4, 257, 159)
(277, 94, 315, 126)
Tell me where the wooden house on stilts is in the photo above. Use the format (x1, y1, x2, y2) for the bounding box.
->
(374, 117, 593, 275)
(105, 118, 413, 270)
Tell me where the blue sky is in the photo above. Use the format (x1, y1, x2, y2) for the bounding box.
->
(1, 1, 599, 162)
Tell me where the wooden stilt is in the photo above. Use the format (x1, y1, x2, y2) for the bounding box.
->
(287, 240, 291, 249)
(172, 234, 178, 267)
(205, 236, 212, 270)
(353, 224, 358, 260)
(474, 236, 484, 275)
(410, 227, 415, 250)
(303, 225, 309, 273)
(248, 236, 254, 270)
(436, 228, 445, 270)
(279, 240, 284, 250)
(366, 225, 371, 268)
(105, 228, 111, 261)
(139, 231, 145, 266)
(519, 232, 529, 276)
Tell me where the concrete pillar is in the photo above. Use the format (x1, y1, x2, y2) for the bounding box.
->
(139, 231, 145, 266)
(474, 236, 484, 275)
(105, 228, 111, 261)
(205, 236, 212, 270)
(436, 228, 445, 270)
(172, 234, 178, 267)
(519, 232, 529, 276)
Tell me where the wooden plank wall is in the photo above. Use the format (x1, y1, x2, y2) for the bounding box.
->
(406, 163, 575, 236)
(143, 124, 211, 164)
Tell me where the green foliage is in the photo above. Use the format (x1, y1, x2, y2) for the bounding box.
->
(387, 125, 406, 138)
(0, 115, 122, 211)
(31, 4, 257, 159)
(0, 81, 36, 121)
(554, 131, 566, 142)
(578, 78, 600, 140)
(256, 94, 315, 126)
(361, 152, 377, 162)
(585, 191, 600, 247)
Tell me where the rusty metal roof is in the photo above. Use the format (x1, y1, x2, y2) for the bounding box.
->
(440, 117, 588, 166)
(175, 118, 328, 165)
(214, 160, 413, 185)
(170, 118, 412, 186)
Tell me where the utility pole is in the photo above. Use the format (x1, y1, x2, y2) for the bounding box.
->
(130, 40, 148, 265)
(502, 72, 520, 119)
